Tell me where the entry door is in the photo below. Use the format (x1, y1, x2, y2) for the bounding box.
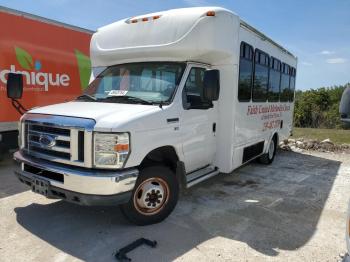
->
(180, 65, 218, 173)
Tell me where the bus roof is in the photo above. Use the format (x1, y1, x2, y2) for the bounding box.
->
(91, 6, 296, 66)
(240, 20, 296, 59)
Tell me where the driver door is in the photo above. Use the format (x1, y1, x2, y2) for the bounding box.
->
(180, 64, 218, 173)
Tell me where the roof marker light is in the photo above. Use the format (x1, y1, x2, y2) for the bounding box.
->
(130, 19, 138, 24)
(142, 17, 149, 22)
(153, 15, 161, 20)
(206, 11, 216, 16)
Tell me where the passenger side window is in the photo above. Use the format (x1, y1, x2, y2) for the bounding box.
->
(252, 50, 269, 102)
(238, 42, 254, 102)
(268, 58, 281, 102)
(183, 67, 212, 109)
(280, 63, 290, 102)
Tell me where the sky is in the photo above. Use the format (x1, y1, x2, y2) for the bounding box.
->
(1, 0, 349, 90)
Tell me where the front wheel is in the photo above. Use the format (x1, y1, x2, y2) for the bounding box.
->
(259, 136, 277, 165)
(121, 166, 179, 226)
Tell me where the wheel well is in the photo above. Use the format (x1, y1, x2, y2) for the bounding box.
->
(272, 133, 279, 145)
(140, 146, 179, 172)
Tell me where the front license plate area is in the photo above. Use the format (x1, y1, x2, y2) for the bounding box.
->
(32, 177, 50, 197)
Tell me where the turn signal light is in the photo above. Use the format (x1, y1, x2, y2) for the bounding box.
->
(114, 144, 129, 152)
(206, 11, 216, 16)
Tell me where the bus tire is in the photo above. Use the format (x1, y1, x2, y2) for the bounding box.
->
(259, 136, 277, 165)
(121, 165, 179, 226)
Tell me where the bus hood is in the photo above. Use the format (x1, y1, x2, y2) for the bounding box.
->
(28, 101, 163, 131)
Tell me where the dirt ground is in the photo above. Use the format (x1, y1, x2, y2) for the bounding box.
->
(1, 150, 350, 262)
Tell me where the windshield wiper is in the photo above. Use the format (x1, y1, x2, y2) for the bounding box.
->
(76, 94, 97, 101)
(100, 95, 153, 105)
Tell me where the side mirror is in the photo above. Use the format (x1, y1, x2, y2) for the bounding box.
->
(203, 69, 220, 101)
(7, 73, 23, 99)
(340, 86, 350, 123)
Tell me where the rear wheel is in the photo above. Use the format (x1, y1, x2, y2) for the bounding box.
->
(121, 166, 179, 226)
(259, 136, 277, 165)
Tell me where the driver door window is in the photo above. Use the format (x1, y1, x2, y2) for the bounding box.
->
(183, 67, 212, 109)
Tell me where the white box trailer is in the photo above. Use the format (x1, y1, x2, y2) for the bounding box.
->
(13, 7, 297, 225)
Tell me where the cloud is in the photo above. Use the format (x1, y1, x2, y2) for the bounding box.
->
(320, 50, 335, 55)
(301, 61, 312, 66)
(326, 58, 347, 64)
(183, 0, 210, 6)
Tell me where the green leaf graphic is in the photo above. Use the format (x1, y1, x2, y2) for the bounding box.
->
(15, 47, 33, 70)
(75, 49, 91, 90)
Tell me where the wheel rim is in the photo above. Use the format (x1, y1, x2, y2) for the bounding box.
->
(268, 139, 275, 160)
(133, 177, 170, 216)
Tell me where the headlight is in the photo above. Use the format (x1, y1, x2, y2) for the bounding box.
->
(93, 132, 130, 168)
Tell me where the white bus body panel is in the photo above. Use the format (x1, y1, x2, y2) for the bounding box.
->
(29, 7, 297, 175)
(89, 7, 297, 174)
(90, 7, 238, 67)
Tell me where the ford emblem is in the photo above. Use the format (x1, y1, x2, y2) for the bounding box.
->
(39, 134, 56, 148)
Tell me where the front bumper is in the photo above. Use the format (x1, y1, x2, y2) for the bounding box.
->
(13, 151, 139, 206)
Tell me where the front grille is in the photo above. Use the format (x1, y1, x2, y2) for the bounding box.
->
(21, 114, 95, 168)
(26, 123, 71, 161)
(29, 124, 70, 136)
(30, 146, 71, 159)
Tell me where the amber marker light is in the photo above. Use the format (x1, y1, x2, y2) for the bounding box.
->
(114, 144, 129, 152)
(206, 11, 216, 16)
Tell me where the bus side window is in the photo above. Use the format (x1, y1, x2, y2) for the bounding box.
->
(252, 49, 269, 102)
(280, 63, 290, 102)
(268, 57, 281, 102)
(289, 67, 296, 102)
(238, 42, 254, 102)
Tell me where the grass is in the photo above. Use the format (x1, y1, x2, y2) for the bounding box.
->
(293, 128, 350, 144)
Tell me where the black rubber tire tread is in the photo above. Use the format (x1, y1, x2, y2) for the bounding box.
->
(259, 136, 277, 165)
(121, 165, 179, 226)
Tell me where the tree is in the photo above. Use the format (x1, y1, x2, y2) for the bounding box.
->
(293, 84, 348, 129)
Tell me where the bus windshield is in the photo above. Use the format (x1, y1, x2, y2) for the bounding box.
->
(82, 62, 186, 105)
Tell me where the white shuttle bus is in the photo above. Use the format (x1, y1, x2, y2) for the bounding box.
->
(12, 7, 297, 225)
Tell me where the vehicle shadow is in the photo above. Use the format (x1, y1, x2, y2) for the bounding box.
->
(14, 151, 341, 261)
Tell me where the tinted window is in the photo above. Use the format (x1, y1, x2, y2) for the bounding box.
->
(268, 58, 281, 102)
(238, 42, 254, 101)
(252, 50, 269, 102)
(183, 67, 212, 109)
(289, 67, 296, 101)
(280, 63, 290, 102)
